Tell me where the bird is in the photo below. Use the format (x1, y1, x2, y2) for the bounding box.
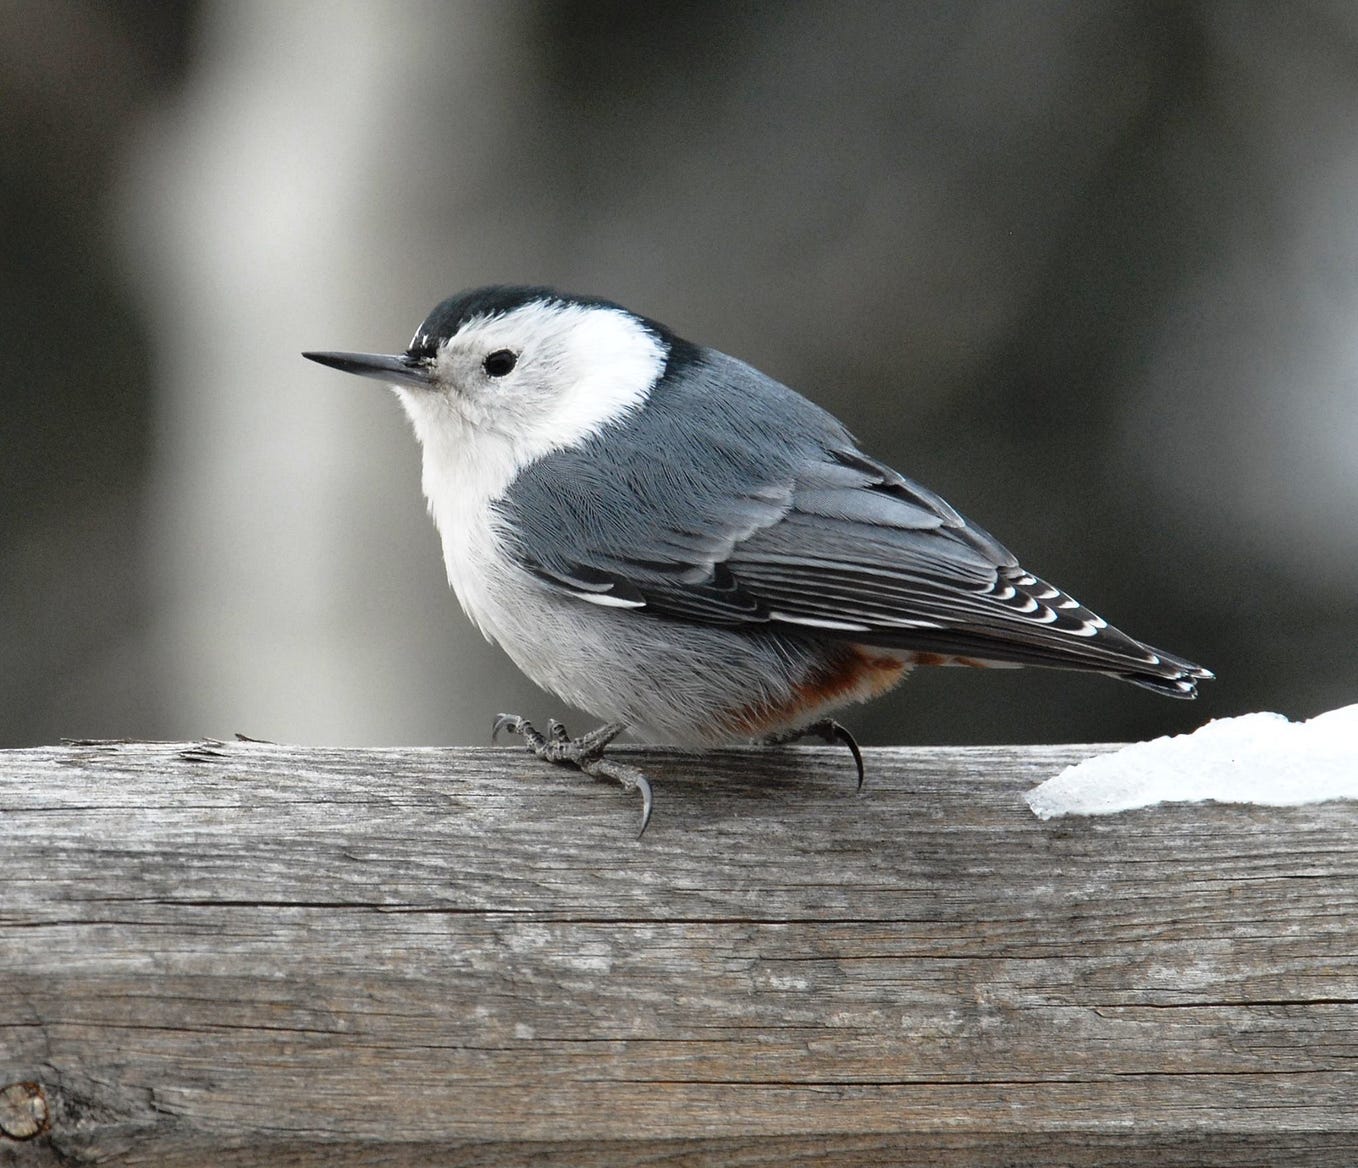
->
(304, 285, 1212, 832)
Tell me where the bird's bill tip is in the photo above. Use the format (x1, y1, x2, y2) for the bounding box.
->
(302, 350, 434, 387)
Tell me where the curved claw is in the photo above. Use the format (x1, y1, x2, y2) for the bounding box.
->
(491, 713, 523, 743)
(762, 718, 866, 791)
(827, 723, 866, 791)
(635, 772, 654, 838)
(580, 758, 653, 838)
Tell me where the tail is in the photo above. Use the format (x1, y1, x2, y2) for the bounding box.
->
(1114, 645, 1214, 699)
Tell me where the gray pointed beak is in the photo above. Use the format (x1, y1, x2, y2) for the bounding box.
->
(302, 350, 435, 388)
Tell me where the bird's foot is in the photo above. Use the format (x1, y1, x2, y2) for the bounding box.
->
(761, 718, 865, 790)
(492, 715, 654, 836)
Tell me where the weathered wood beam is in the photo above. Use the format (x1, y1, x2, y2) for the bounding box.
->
(1, 740, 1355, 1165)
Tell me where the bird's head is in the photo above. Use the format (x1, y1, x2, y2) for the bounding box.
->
(304, 286, 670, 470)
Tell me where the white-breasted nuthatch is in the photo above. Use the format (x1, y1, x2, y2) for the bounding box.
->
(304, 286, 1212, 831)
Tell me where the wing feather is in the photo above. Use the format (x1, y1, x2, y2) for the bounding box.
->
(497, 348, 1210, 693)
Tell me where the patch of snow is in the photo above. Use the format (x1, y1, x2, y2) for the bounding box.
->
(1025, 704, 1358, 819)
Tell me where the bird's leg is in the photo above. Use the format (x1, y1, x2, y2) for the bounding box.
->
(760, 719, 865, 790)
(492, 715, 655, 836)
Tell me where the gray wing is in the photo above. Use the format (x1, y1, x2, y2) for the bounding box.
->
(495, 350, 1211, 696)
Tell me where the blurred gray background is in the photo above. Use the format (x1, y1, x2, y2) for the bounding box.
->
(3, 0, 1356, 750)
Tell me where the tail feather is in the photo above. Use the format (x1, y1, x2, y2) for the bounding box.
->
(1115, 645, 1214, 699)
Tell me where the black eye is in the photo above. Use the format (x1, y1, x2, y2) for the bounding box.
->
(483, 349, 518, 377)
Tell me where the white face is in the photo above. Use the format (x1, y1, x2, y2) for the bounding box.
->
(394, 299, 667, 475)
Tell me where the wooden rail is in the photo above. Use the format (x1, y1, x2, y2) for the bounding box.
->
(1, 739, 1355, 1165)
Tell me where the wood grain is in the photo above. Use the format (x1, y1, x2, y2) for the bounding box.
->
(1, 739, 1355, 1165)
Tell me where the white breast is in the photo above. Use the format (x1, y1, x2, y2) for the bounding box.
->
(412, 409, 523, 646)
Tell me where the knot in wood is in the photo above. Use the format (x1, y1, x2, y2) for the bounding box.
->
(0, 1081, 49, 1140)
